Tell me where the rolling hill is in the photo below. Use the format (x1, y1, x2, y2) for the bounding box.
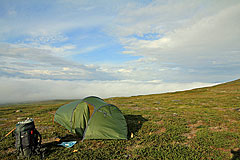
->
(0, 79, 239, 159)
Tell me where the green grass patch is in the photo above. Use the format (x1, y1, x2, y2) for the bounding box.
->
(0, 79, 240, 159)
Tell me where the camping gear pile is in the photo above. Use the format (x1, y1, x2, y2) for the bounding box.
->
(54, 96, 128, 140)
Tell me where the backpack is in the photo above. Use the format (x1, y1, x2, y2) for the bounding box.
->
(15, 118, 42, 158)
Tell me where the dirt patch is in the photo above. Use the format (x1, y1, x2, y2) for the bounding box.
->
(183, 130, 198, 139)
(126, 141, 145, 151)
(213, 107, 232, 112)
(153, 127, 166, 134)
(228, 119, 238, 123)
(0, 124, 5, 127)
(214, 147, 231, 152)
(153, 120, 164, 125)
(153, 107, 163, 110)
(188, 120, 204, 128)
(6, 148, 16, 154)
(130, 106, 149, 111)
(127, 144, 144, 151)
(183, 120, 204, 139)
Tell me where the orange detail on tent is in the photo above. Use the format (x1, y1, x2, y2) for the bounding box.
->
(88, 104, 95, 118)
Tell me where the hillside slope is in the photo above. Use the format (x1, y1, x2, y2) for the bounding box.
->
(0, 79, 239, 159)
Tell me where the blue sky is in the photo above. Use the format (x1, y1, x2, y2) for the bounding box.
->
(0, 0, 240, 103)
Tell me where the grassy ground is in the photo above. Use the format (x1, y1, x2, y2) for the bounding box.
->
(0, 79, 240, 159)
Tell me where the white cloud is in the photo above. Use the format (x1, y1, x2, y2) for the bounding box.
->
(0, 0, 240, 104)
(24, 32, 68, 44)
(0, 42, 117, 81)
(119, 3, 240, 57)
(117, 69, 132, 73)
(0, 77, 216, 104)
(76, 45, 104, 55)
(63, 67, 70, 71)
(21, 70, 64, 76)
(109, 1, 240, 82)
(0, 43, 73, 66)
(108, 0, 240, 37)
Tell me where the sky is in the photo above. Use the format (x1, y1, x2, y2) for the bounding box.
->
(0, 0, 240, 104)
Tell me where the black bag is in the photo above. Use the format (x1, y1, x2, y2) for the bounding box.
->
(15, 118, 42, 158)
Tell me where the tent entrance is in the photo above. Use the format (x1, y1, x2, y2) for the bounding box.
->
(88, 103, 95, 118)
(72, 103, 90, 136)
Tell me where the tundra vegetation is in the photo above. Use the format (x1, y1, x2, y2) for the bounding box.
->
(0, 79, 240, 159)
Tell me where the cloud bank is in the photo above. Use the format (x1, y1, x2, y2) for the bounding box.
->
(0, 77, 216, 104)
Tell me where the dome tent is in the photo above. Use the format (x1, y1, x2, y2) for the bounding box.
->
(54, 96, 128, 140)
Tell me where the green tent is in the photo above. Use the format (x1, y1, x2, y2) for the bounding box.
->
(54, 96, 128, 140)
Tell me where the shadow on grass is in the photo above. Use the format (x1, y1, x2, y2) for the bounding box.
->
(231, 149, 240, 160)
(41, 141, 60, 158)
(124, 114, 148, 138)
(41, 135, 80, 158)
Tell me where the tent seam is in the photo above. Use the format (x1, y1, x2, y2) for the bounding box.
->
(82, 104, 113, 141)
